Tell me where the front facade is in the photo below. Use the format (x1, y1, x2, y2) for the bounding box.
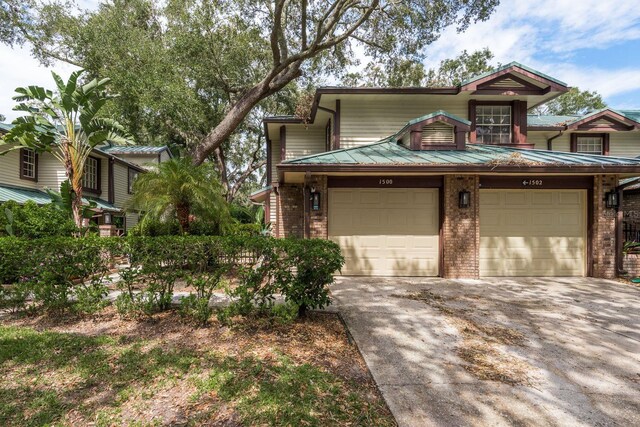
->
(0, 124, 169, 234)
(254, 63, 640, 279)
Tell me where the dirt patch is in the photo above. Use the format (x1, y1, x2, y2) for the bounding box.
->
(395, 289, 533, 386)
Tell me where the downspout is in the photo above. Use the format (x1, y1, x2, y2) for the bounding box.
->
(546, 130, 564, 150)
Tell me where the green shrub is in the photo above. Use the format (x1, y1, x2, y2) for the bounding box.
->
(0, 235, 344, 320)
(276, 239, 344, 316)
(0, 237, 120, 313)
(128, 217, 180, 236)
(0, 283, 30, 313)
(0, 201, 77, 238)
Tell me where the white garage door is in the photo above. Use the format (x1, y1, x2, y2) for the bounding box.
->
(328, 188, 439, 276)
(480, 190, 586, 277)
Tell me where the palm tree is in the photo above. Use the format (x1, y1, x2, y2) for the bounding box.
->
(1, 70, 130, 230)
(127, 157, 230, 234)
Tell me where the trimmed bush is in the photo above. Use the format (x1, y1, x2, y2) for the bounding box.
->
(0, 235, 344, 320)
(0, 201, 77, 238)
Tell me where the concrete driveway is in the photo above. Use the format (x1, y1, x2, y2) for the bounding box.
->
(331, 277, 640, 427)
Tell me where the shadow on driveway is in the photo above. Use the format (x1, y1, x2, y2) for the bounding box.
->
(331, 277, 640, 427)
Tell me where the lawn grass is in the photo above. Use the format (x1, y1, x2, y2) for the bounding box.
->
(0, 311, 394, 426)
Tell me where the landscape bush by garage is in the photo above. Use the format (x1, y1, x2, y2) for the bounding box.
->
(0, 235, 344, 322)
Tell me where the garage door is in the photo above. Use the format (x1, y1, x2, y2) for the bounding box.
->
(328, 188, 439, 276)
(480, 190, 586, 276)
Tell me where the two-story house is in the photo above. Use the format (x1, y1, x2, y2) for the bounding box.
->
(252, 62, 640, 280)
(0, 123, 171, 234)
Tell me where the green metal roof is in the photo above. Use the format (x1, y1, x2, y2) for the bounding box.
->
(282, 139, 640, 167)
(249, 185, 273, 198)
(0, 185, 53, 205)
(528, 109, 640, 129)
(100, 145, 169, 155)
(461, 61, 568, 87)
(527, 114, 581, 127)
(0, 185, 121, 212)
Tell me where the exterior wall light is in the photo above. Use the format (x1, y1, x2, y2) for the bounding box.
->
(310, 191, 321, 211)
(459, 190, 471, 209)
(605, 190, 619, 209)
(103, 212, 112, 225)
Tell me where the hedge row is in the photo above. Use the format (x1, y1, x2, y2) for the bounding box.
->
(0, 236, 345, 324)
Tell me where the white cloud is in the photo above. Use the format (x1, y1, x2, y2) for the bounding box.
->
(421, 0, 640, 106)
(0, 44, 78, 121)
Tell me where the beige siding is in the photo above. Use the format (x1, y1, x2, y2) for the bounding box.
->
(269, 192, 277, 225)
(527, 132, 550, 151)
(554, 136, 571, 152)
(36, 153, 68, 191)
(284, 126, 325, 160)
(339, 96, 468, 148)
(113, 162, 131, 208)
(271, 139, 280, 183)
(609, 132, 640, 158)
(115, 153, 161, 169)
(126, 212, 139, 230)
(0, 144, 37, 188)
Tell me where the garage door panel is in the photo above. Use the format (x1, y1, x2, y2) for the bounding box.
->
(329, 188, 439, 276)
(480, 190, 586, 277)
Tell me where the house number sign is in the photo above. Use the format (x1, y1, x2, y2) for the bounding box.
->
(522, 179, 543, 187)
(379, 179, 394, 185)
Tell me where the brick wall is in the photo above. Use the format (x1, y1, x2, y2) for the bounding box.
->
(442, 175, 479, 279)
(622, 192, 640, 229)
(308, 175, 328, 239)
(276, 184, 304, 238)
(592, 175, 618, 278)
(623, 254, 640, 277)
(275, 173, 620, 279)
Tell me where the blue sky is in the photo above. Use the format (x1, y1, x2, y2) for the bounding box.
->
(1, 0, 640, 120)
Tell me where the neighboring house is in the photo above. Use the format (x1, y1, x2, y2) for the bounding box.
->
(99, 143, 173, 170)
(252, 62, 640, 279)
(0, 123, 167, 234)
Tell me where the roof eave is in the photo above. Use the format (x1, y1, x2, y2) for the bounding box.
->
(278, 163, 640, 174)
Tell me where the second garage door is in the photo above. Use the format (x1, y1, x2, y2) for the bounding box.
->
(480, 190, 586, 277)
(328, 188, 439, 276)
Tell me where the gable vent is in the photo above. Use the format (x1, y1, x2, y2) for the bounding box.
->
(422, 122, 454, 147)
(491, 77, 527, 88)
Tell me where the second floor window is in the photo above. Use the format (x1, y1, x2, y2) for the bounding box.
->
(576, 136, 603, 155)
(20, 148, 37, 181)
(476, 105, 511, 144)
(83, 157, 100, 192)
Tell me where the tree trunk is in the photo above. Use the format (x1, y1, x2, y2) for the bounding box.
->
(176, 202, 190, 234)
(192, 65, 302, 165)
(63, 148, 84, 232)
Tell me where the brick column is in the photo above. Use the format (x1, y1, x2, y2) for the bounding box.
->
(442, 175, 479, 278)
(592, 175, 618, 278)
(98, 224, 117, 237)
(308, 175, 328, 239)
(276, 184, 304, 238)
